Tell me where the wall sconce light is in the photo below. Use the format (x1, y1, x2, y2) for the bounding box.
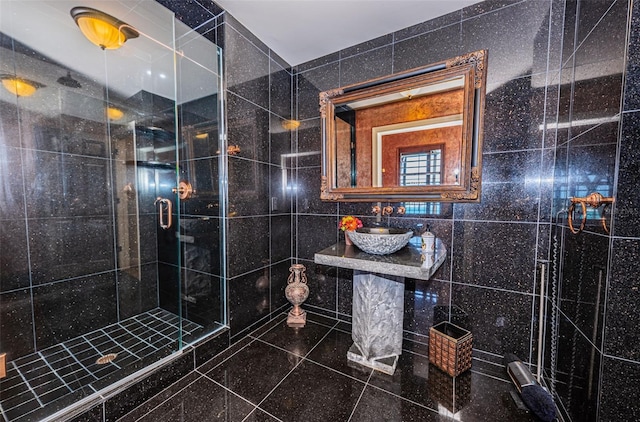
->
(282, 119, 300, 130)
(195, 133, 209, 139)
(107, 106, 124, 121)
(0, 74, 45, 97)
(70, 7, 139, 50)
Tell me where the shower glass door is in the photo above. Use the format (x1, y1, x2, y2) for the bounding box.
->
(0, 1, 224, 421)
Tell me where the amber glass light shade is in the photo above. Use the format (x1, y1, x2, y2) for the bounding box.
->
(107, 107, 124, 120)
(70, 7, 139, 50)
(0, 75, 44, 97)
(282, 119, 301, 130)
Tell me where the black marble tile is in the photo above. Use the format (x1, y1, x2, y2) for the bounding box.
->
(554, 313, 600, 422)
(300, 260, 337, 315)
(117, 268, 158, 320)
(393, 24, 463, 74)
(157, 0, 218, 34)
(257, 318, 331, 358)
(295, 52, 340, 74)
(270, 60, 292, 120)
(604, 238, 640, 361)
(0, 289, 35, 359)
(613, 111, 640, 237)
(228, 268, 272, 337)
(456, 150, 543, 221)
(269, 115, 293, 167)
(575, 0, 626, 67)
(0, 146, 25, 219)
(336, 267, 353, 317)
(296, 166, 338, 215)
(452, 284, 534, 357)
(269, 260, 291, 314)
(340, 34, 392, 60)
(226, 93, 270, 163)
(296, 62, 340, 121)
(23, 150, 111, 219)
(568, 75, 623, 140)
(224, 25, 270, 110)
(0, 218, 30, 292)
(221, 13, 269, 56)
(599, 357, 640, 421)
(350, 385, 439, 421)
(624, 0, 640, 111)
(28, 216, 116, 285)
(204, 339, 298, 405)
(104, 352, 195, 422)
(130, 375, 254, 422)
(462, 0, 525, 20)
(559, 231, 607, 346)
(403, 279, 452, 337)
(259, 360, 366, 421)
(32, 273, 118, 350)
(70, 404, 103, 421)
(227, 216, 269, 277)
(462, 0, 552, 85)
(451, 221, 538, 293)
(339, 45, 393, 87)
(305, 327, 372, 382)
(194, 328, 230, 368)
(482, 75, 545, 152)
(395, 10, 461, 42)
(270, 216, 292, 262)
(296, 117, 322, 155)
(0, 74, 20, 153)
(228, 158, 270, 216)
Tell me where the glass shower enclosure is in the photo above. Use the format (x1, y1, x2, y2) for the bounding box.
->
(0, 1, 225, 420)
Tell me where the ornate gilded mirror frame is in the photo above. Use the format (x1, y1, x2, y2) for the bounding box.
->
(320, 50, 487, 202)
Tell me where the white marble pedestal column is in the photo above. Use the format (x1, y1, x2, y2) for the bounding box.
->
(347, 270, 404, 375)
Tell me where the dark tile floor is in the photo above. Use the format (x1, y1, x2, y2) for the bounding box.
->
(120, 313, 541, 422)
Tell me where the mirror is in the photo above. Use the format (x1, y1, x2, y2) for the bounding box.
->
(320, 50, 487, 202)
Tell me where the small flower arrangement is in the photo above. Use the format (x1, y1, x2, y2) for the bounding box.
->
(339, 215, 363, 232)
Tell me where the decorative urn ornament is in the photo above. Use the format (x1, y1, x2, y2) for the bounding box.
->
(285, 264, 309, 327)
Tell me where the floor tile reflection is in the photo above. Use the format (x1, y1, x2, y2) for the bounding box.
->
(122, 312, 543, 422)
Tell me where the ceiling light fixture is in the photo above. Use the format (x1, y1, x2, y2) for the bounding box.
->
(107, 106, 124, 121)
(0, 74, 45, 97)
(282, 119, 301, 131)
(70, 6, 139, 50)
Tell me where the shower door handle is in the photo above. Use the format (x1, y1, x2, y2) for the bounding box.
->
(154, 197, 172, 229)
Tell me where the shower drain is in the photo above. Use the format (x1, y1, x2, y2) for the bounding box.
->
(96, 353, 118, 365)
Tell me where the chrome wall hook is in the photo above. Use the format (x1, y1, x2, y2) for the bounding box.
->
(568, 192, 614, 234)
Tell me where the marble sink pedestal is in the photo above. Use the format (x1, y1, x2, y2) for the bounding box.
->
(348, 271, 404, 375)
(315, 238, 446, 376)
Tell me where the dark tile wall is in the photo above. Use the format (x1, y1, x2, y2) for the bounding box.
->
(294, 0, 555, 364)
(293, 0, 637, 421)
(547, 0, 636, 421)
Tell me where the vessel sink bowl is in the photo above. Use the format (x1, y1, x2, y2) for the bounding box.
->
(347, 227, 414, 255)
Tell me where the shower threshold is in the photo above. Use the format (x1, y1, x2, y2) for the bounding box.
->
(0, 308, 203, 422)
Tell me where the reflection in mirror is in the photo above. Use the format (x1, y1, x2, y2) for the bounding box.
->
(320, 50, 487, 202)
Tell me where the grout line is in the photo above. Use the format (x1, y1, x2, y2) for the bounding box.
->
(37, 352, 74, 393)
(11, 361, 44, 408)
(100, 329, 141, 360)
(81, 335, 121, 370)
(60, 344, 98, 382)
(346, 370, 373, 421)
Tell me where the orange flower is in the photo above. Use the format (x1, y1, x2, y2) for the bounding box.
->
(339, 216, 363, 232)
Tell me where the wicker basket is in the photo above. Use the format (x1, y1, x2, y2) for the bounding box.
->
(429, 321, 473, 377)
